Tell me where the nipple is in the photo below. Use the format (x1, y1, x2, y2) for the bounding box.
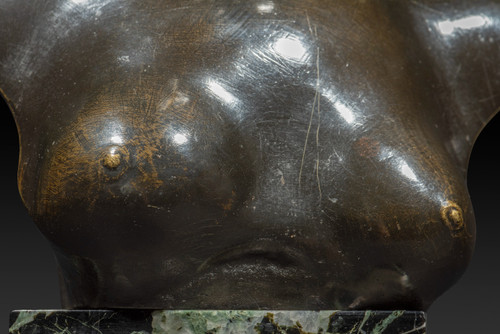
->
(441, 201, 465, 236)
(103, 148, 122, 170)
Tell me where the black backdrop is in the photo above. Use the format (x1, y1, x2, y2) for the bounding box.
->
(0, 96, 498, 334)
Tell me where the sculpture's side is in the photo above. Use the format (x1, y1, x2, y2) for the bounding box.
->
(0, 0, 498, 311)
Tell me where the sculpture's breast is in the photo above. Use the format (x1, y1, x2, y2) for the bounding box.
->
(37, 84, 255, 255)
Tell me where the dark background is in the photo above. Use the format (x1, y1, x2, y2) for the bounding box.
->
(0, 96, 498, 334)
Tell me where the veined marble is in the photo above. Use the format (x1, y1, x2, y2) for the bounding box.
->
(9, 310, 426, 334)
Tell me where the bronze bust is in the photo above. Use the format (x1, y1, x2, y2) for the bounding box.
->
(1, 0, 498, 314)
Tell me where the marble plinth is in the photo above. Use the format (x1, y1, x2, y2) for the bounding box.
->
(9, 310, 426, 334)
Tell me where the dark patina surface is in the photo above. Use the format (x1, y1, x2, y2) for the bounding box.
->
(0, 1, 498, 311)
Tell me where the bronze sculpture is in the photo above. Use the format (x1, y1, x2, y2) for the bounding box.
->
(1, 0, 499, 316)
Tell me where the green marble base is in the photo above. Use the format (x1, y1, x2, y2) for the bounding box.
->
(9, 310, 426, 334)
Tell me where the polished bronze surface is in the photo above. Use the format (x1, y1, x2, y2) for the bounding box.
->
(0, 1, 498, 311)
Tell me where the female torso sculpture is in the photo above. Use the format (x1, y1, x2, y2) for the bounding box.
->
(0, 0, 498, 311)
